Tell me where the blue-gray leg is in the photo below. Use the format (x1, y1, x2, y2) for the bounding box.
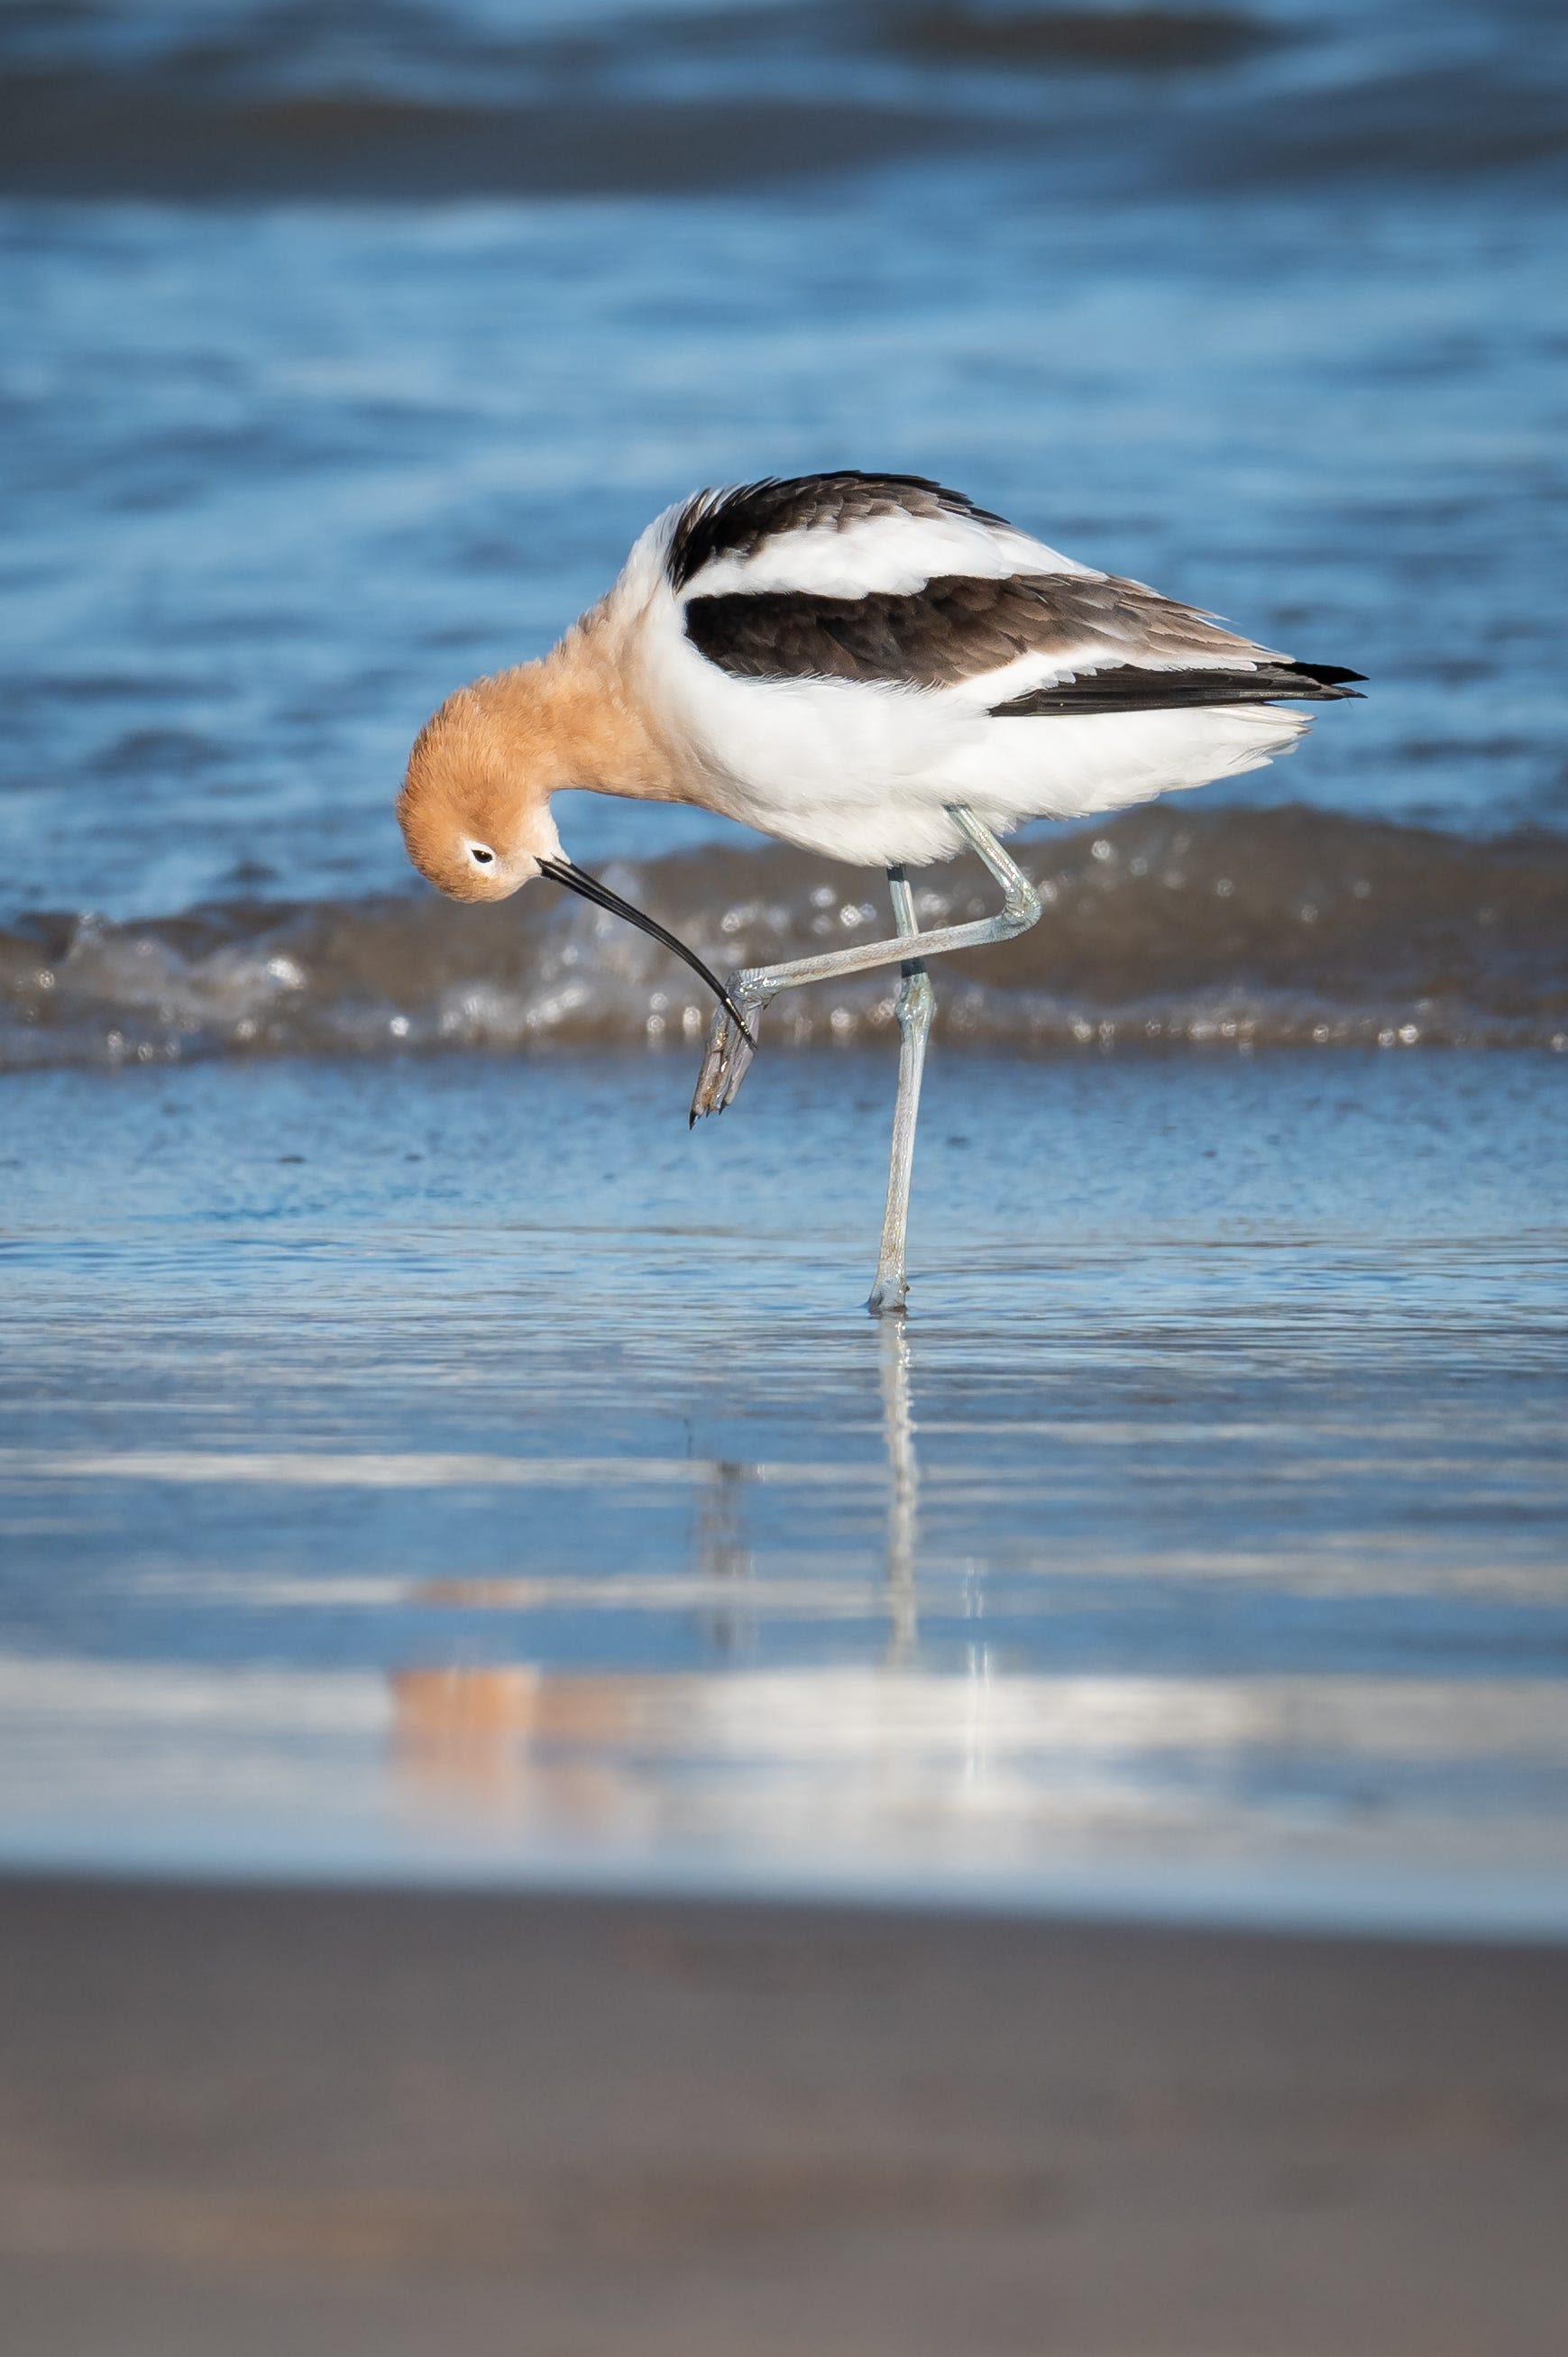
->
(867, 866, 933, 1316)
(690, 805, 1041, 1123)
(688, 806, 1044, 1310)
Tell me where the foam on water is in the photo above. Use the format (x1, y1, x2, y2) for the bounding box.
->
(4, 806, 1563, 1070)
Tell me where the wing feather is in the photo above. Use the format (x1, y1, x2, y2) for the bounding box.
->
(663, 475, 1363, 717)
(683, 570, 1341, 697)
(666, 472, 1008, 591)
(991, 661, 1364, 715)
(667, 472, 1090, 601)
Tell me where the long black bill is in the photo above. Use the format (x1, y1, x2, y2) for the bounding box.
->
(538, 858, 755, 1046)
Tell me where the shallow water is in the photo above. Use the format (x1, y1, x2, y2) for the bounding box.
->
(3, 1050, 1564, 1931)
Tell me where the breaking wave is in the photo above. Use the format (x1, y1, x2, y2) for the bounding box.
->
(4, 808, 1564, 1074)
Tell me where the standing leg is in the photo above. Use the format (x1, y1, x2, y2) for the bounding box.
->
(868, 866, 934, 1316)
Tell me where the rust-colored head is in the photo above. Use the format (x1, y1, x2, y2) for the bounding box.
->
(395, 656, 754, 1044)
(397, 666, 569, 903)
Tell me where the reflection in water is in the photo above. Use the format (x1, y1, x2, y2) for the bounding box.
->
(380, 1284, 1568, 1916)
(692, 1460, 753, 1655)
(394, 1328, 931, 1814)
(8, 1052, 1563, 1926)
(684, 1330, 922, 1655)
(409, 1329, 926, 1659)
(385, 1654, 1568, 1921)
(394, 1666, 640, 1830)
(881, 1320, 919, 1665)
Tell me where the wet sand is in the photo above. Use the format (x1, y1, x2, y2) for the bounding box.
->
(2, 1873, 1565, 2356)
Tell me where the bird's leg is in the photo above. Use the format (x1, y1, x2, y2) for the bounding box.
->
(867, 866, 933, 1316)
(690, 805, 1041, 1121)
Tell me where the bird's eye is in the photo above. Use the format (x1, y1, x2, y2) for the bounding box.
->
(470, 845, 495, 866)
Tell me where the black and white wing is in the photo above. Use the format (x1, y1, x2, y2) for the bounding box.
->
(664, 472, 1362, 713)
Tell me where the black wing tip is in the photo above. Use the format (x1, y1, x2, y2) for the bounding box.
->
(1288, 661, 1366, 695)
(990, 659, 1367, 719)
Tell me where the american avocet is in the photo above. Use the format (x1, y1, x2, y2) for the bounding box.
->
(398, 472, 1362, 1312)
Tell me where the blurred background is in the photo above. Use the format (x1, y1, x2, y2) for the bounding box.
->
(3, 0, 1565, 931)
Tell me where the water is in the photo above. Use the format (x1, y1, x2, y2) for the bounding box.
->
(6, 803, 1566, 1068)
(2, 1050, 1565, 1930)
(1, 0, 1565, 1927)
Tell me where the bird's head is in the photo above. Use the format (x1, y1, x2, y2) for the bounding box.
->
(396, 664, 755, 1042)
(398, 671, 564, 904)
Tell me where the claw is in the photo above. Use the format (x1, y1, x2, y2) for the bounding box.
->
(689, 997, 762, 1123)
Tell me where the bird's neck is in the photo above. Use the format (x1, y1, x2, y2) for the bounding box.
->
(481, 615, 687, 806)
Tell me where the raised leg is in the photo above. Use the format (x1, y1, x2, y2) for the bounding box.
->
(690, 804, 1041, 1122)
(867, 866, 933, 1316)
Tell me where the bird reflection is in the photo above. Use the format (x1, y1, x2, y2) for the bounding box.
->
(391, 1665, 637, 1824)
(879, 1316, 920, 1665)
(692, 1458, 753, 1654)
(682, 1325, 922, 1655)
(392, 1331, 924, 1807)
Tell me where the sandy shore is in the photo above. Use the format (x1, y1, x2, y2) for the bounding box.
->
(1, 1876, 1564, 2355)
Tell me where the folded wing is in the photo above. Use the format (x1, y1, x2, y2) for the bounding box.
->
(667, 478, 1362, 713)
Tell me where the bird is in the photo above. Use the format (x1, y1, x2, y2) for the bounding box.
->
(397, 470, 1362, 1313)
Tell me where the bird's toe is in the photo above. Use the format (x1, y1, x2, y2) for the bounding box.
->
(688, 1004, 760, 1123)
